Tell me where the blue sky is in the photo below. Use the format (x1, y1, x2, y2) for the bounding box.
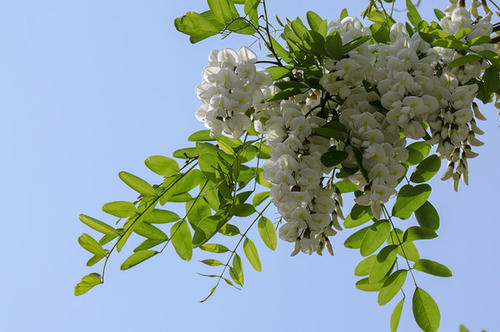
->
(1, 1, 499, 331)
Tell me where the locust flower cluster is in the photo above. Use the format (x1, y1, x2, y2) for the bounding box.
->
(194, 6, 496, 255)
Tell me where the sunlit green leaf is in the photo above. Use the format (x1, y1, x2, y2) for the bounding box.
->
(120, 250, 158, 270)
(243, 238, 262, 271)
(188, 130, 215, 141)
(229, 254, 244, 286)
(78, 233, 106, 256)
(413, 287, 440, 332)
(392, 184, 432, 219)
(79, 214, 119, 236)
(360, 220, 391, 256)
(378, 270, 408, 305)
(200, 259, 223, 266)
(134, 222, 168, 240)
(102, 201, 136, 218)
(258, 216, 277, 250)
(370, 245, 398, 283)
(200, 243, 230, 253)
(144, 209, 180, 224)
(406, 142, 431, 165)
(355, 255, 377, 276)
(391, 298, 405, 332)
(403, 226, 438, 242)
(413, 259, 452, 277)
(145, 155, 179, 177)
(170, 220, 192, 261)
(356, 277, 385, 292)
(119, 171, 156, 196)
(410, 155, 441, 183)
(344, 204, 373, 228)
(74, 273, 102, 296)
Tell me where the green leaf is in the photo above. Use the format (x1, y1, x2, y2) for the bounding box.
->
(174, 11, 223, 43)
(340, 8, 348, 20)
(406, 0, 422, 26)
(390, 298, 405, 332)
(200, 259, 223, 266)
(170, 220, 192, 261)
(252, 192, 270, 207)
(269, 37, 292, 63)
(200, 243, 230, 253)
(145, 155, 179, 177)
(484, 65, 500, 94)
(356, 277, 385, 292)
(415, 201, 440, 230)
(266, 66, 290, 80)
(172, 147, 199, 159)
(266, 87, 302, 102)
(344, 227, 369, 249)
(378, 270, 408, 305)
(120, 250, 158, 270)
(459, 325, 470, 332)
(370, 245, 398, 283)
(342, 35, 371, 53)
(388, 229, 420, 262)
(78, 233, 106, 256)
(344, 204, 373, 228)
(320, 149, 348, 168)
(188, 130, 215, 141)
(243, 238, 262, 271)
(192, 214, 229, 247)
(200, 286, 217, 303)
(119, 171, 156, 196)
(258, 216, 277, 250)
(470, 35, 491, 46)
(447, 54, 481, 69)
(218, 223, 240, 236)
(231, 203, 256, 217)
(74, 273, 102, 296)
(229, 254, 244, 286)
(134, 238, 165, 252)
(79, 214, 119, 236)
(325, 31, 343, 60)
(433, 9, 445, 20)
(102, 201, 136, 218)
(360, 221, 391, 256)
(403, 226, 438, 242)
(406, 142, 431, 165)
(208, 0, 238, 24)
(134, 222, 168, 240)
(413, 259, 452, 277)
(413, 287, 440, 332)
(312, 126, 348, 141)
(86, 254, 105, 267)
(355, 255, 377, 276)
(410, 155, 441, 183)
(392, 184, 432, 219)
(144, 209, 180, 224)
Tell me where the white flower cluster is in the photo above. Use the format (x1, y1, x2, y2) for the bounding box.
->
(260, 100, 344, 255)
(193, 3, 496, 255)
(195, 46, 272, 139)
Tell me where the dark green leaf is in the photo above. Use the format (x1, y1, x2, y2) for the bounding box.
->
(243, 238, 262, 271)
(413, 259, 452, 277)
(74, 273, 102, 296)
(320, 149, 348, 168)
(415, 201, 440, 230)
(410, 155, 441, 183)
(119, 171, 156, 196)
(145, 155, 179, 177)
(340, 8, 348, 20)
(258, 216, 277, 250)
(403, 226, 438, 242)
(79, 214, 119, 236)
(102, 201, 136, 218)
(392, 184, 432, 219)
(170, 220, 192, 261)
(484, 65, 500, 94)
(120, 250, 158, 270)
(192, 214, 229, 247)
(391, 298, 405, 332)
(413, 287, 440, 332)
(378, 270, 408, 305)
(433, 9, 445, 20)
(342, 35, 371, 53)
(231, 204, 256, 217)
(325, 31, 343, 60)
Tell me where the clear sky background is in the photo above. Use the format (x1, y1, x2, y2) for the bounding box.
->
(1, 1, 499, 331)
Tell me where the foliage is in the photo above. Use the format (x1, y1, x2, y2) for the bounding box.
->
(75, 0, 500, 330)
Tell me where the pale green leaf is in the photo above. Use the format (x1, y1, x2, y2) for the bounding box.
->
(120, 250, 158, 270)
(392, 184, 432, 219)
(391, 298, 405, 332)
(102, 201, 136, 218)
(171, 220, 192, 261)
(145, 155, 179, 177)
(79, 214, 119, 236)
(258, 216, 277, 250)
(378, 270, 408, 305)
(243, 238, 262, 271)
(74, 273, 102, 296)
(119, 171, 156, 196)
